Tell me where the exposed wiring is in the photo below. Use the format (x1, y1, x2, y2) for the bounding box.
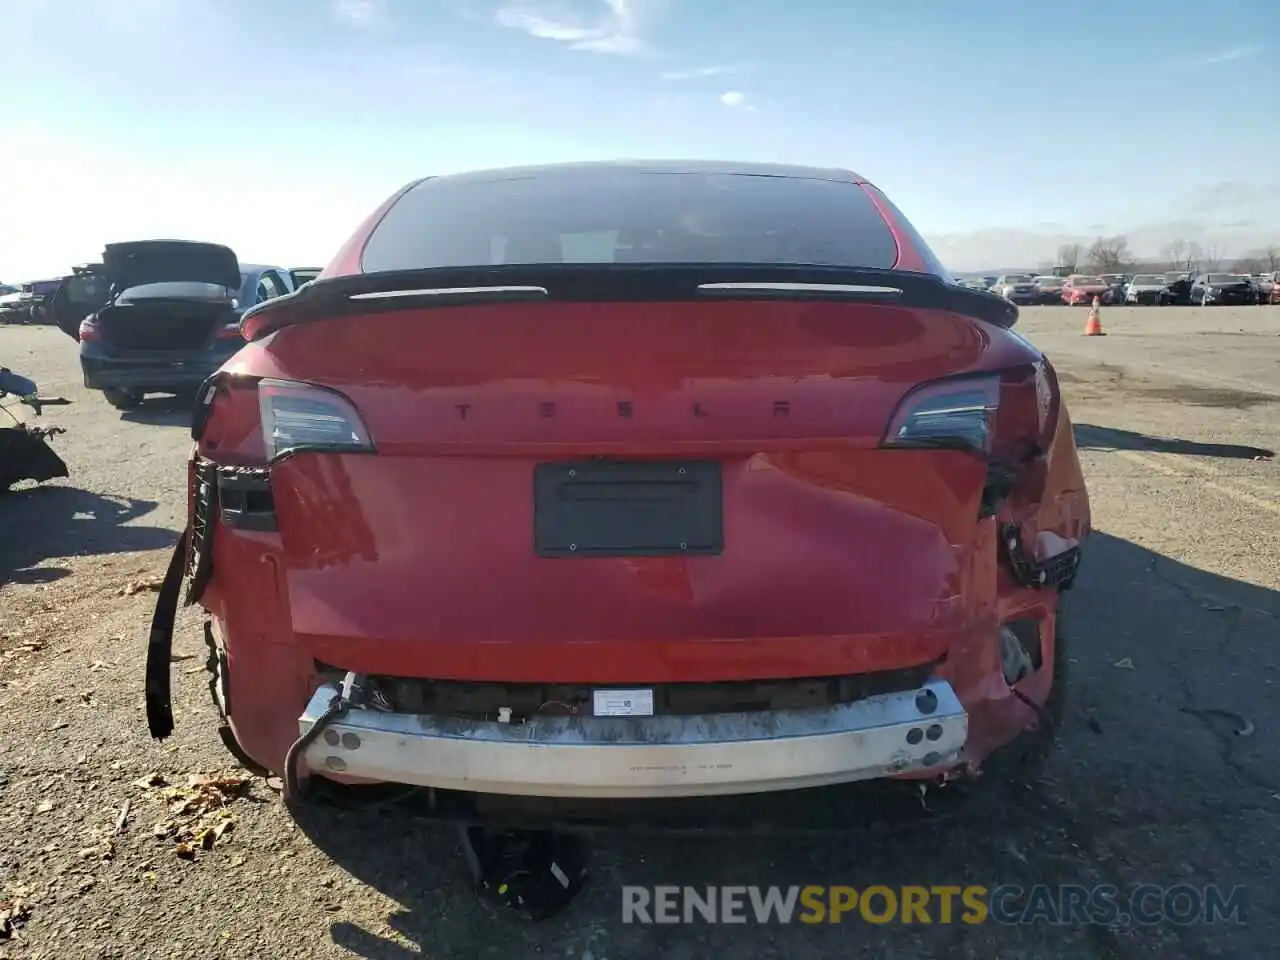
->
(1011, 687, 1055, 741)
(282, 672, 366, 802)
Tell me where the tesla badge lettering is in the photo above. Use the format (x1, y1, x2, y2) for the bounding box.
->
(773, 401, 790, 418)
(617, 401, 633, 418)
(455, 403, 470, 420)
(539, 401, 556, 419)
(693, 402, 708, 418)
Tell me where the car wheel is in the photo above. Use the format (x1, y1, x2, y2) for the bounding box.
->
(103, 388, 143, 410)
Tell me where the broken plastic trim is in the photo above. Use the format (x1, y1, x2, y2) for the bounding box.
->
(239, 263, 1019, 341)
(999, 523, 1081, 589)
(146, 527, 189, 740)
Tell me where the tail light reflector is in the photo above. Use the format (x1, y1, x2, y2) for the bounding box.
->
(257, 379, 373, 462)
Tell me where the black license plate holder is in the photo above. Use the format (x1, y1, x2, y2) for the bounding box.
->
(533, 460, 723, 558)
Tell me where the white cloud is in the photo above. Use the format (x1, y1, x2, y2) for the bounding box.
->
(493, 0, 654, 55)
(1195, 44, 1263, 65)
(719, 90, 754, 111)
(661, 64, 750, 81)
(332, 0, 382, 27)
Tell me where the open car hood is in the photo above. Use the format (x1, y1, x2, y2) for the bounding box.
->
(103, 241, 241, 292)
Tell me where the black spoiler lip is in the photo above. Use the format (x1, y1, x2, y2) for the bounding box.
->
(239, 263, 1019, 341)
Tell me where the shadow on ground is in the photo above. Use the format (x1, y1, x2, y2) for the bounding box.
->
(0, 486, 178, 588)
(286, 532, 1279, 959)
(1075, 423, 1274, 460)
(118, 395, 195, 428)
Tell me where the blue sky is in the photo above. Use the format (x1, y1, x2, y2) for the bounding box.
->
(2, 0, 1276, 280)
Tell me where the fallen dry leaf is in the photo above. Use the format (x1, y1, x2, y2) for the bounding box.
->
(121, 578, 162, 596)
(138, 771, 252, 860)
(114, 799, 132, 835)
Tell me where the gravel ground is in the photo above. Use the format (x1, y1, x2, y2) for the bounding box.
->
(2, 305, 1278, 959)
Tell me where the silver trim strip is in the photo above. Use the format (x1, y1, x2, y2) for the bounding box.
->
(697, 281, 903, 294)
(348, 286, 549, 300)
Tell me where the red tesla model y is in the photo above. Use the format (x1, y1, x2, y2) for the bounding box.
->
(146, 160, 1091, 808)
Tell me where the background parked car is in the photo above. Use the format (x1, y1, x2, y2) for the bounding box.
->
(1124, 274, 1172, 305)
(1257, 272, 1279, 303)
(1061, 275, 1113, 305)
(1, 278, 60, 323)
(1163, 273, 1193, 305)
(289, 267, 321, 290)
(991, 273, 1040, 304)
(1189, 273, 1254, 306)
(61, 241, 297, 409)
(1032, 275, 1065, 304)
(1099, 274, 1123, 303)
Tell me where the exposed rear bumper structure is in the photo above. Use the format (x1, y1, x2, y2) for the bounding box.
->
(298, 679, 968, 799)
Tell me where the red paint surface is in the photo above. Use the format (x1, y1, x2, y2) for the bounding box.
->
(192, 178, 1092, 781)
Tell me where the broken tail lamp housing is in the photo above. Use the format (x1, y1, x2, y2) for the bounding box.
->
(257, 378, 373, 462)
(882, 363, 1058, 459)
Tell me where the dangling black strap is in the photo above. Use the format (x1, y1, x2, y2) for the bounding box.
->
(146, 527, 189, 740)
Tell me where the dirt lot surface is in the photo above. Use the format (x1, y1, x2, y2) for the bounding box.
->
(2, 305, 1278, 959)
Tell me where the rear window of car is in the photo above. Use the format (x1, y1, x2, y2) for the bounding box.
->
(118, 282, 234, 302)
(361, 169, 902, 272)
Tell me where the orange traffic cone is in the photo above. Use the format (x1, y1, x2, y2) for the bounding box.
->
(1083, 296, 1105, 336)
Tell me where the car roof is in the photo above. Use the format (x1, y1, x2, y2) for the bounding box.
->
(419, 159, 867, 185)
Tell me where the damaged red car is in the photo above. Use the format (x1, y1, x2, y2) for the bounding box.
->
(145, 160, 1091, 812)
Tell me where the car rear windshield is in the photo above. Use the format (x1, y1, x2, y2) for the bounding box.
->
(118, 282, 234, 302)
(1206, 274, 1237, 283)
(1132, 275, 1164, 284)
(361, 169, 903, 272)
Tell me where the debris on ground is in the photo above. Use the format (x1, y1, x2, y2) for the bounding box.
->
(114, 799, 132, 835)
(0, 896, 32, 941)
(120, 577, 163, 596)
(133, 772, 252, 860)
(1112, 657, 1135, 669)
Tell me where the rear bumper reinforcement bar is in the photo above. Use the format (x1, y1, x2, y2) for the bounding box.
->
(297, 679, 968, 799)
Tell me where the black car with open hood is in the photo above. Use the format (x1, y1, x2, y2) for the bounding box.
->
(67, 240, 296, 411)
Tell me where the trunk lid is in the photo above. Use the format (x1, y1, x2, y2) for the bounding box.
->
(104, 240, 240, 292)
(223, 286, 1043, 683)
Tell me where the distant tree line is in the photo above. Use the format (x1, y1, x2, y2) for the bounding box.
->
(1047, 239, 1280, 276)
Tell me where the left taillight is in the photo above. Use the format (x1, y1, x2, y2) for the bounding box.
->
(882, 362, 1058, 459)
(257, 378, 373, 462)
(78, 316, 100, 342)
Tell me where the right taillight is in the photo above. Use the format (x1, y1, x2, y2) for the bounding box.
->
(257, 378, 373, 462)
(883, 373, 1001, 455)
(883, 362, 1058, 460)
